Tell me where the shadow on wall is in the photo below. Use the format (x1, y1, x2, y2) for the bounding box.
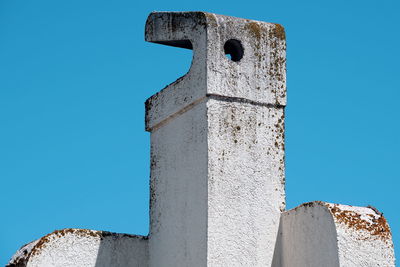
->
(270, 204, 347, 267)
(271, 218, 283, 267)
(94, 232, 148, 267)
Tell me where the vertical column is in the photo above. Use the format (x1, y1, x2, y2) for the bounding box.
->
(145, 12, 210, 266)
(206, 97, 285, 266)
(145, 12, 286, 266)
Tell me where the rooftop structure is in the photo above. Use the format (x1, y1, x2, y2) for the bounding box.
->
(8, 11, 395, 267)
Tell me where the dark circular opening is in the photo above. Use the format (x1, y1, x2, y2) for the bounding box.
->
(224, 39, 244, 62)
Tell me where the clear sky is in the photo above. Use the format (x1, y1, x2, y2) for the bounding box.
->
(0, 0, 399, 264)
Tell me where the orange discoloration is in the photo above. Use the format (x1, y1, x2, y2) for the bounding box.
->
(8, 228, 148, 266)
(272, 24, 286, 41)
(328, 205, 392, 242)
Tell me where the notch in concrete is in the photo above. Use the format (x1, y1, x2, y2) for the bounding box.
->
(145, 11, 287, 266)
(144, 11, 286, 132)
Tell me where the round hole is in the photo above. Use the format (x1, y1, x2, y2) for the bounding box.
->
(224, 39, 244, 62)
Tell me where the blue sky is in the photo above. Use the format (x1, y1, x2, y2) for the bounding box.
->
(0, 0, 399, 264)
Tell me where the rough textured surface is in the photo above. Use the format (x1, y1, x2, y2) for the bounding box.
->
(328, 203, 395, 266)
(149, 100, 209, 266)
(145, 11, 286, 131)
(8, 229, 148, 267)
(146, 11, 286, 267)
(9, 11, 287, 267)
(207, 98, 285, 266)
(8, 240, 40, 267)
(9, 11, 395, 267)
(272, 201, 395, 267)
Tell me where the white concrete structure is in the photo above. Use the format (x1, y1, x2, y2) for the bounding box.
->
(272, 202, 395, 266)
(8, 229, 148, 267)
(145, 12, 286, 267)
(8, 11, 395, 267)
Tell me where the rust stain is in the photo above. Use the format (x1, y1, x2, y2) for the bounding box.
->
(291, 202, 392, 242)
(266, 24, 286, 105)
(245, 22, 262, 39)
(30, 229, 105, 257)
(271, 24, 286, 41)
(8, 228, 148, 266)
(328, 204, 391, 241)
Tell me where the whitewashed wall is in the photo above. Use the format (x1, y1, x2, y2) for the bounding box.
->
(272, 202, 395, 267)
(145, 12, 286, 266)
(8, 229, 148, 267)
(8, 11, 395, 267)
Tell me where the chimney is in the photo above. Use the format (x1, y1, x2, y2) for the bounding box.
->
(145, 11, 286, 266)
(8, 11, 395, 267)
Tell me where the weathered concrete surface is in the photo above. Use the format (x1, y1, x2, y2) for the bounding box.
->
(207, 98, 285, 266)
(145, 11, 286, 131)
(145, 11, 286, 267)
(272, 201, 395, 267)
(148, 100, 209, 266)
(8, 11, 395, 267)
(9, 11, 287, 267)
(7, 229, 148, 267)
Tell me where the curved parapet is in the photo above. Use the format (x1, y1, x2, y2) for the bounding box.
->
(7, 229, 148, 267)
(272, 201, 395, 267)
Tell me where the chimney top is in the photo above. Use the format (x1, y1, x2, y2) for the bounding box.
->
(145, 11, 286, 131)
